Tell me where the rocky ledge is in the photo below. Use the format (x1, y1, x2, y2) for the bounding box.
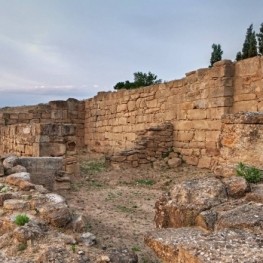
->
(145, 175, 263, 263)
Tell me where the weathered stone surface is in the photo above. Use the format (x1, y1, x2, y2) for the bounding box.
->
(3, 155, 18, 170)
(222, 176, 250, 198)
(97, 248, 138, 263)
(5, 165, 27, 175)
(5, 172, 35, 191)
(13, 221, 44, 243)
(37, 247, 71, 263)
(167, 157, 182, 168)
(0, 162, 4, 177)
(39, 203, 72, 227)
(45, 193, 65, 204)
(246, 184, 263, 203)
(0, 193, 13, 206)
(3, 199, 29, 210)
(145, 227, 263, 263)
(216, 202, 263, 233)
(155, 177, 227, 228)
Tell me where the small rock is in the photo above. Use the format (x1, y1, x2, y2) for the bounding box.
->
(0, 193, 13, 206)
(45, 193, 66, 204)
(167, 157, 182, 168)
(81, 232, 96, 246)
(222, 176, 250, 198)
(72, 214, 88, 233)
(37, 247, 71, 263)
(100, 248, 138, 263)
(34, 185, 49, 194)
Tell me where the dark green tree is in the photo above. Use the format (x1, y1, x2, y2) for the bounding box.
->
(113, 71, 162, 90)
(209, 44, 223, 67)
(257, 23, 263, 55)
(241, 24, 258, 59)
(236, 51, 242, 61)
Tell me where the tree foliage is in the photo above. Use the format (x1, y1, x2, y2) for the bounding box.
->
(209, 44, 223, 67)
(114, 72, 162, 90)
(257, 23, 263, 55)
(236, 24, 258, 61)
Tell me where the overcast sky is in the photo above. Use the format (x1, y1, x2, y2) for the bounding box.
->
(0, 0, 262, 107)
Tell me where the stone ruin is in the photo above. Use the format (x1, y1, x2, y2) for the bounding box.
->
(0, 56, 263, 262)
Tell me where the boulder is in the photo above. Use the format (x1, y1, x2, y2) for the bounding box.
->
(3, 155, 18, 170)
(3, 199, 29, 211)
(13, 221, 44, 243)
(39, 203, 72, 228)
(155, 177, 227, 228)
(0, 193, 13, 206)
(246, 184, 263, 203)
(5, 172, 35, 191)
(0, 162, 4, 177)
(97, 248, 138, 263)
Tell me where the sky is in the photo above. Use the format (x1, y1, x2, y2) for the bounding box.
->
(0, 0, 262, 107)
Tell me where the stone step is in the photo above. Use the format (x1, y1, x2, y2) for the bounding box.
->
(145, 227, 263, 263)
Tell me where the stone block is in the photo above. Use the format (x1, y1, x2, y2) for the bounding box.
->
(197, 156, 211, 169)
(232, 100, 258, 113)
(187, 109, 207, 120)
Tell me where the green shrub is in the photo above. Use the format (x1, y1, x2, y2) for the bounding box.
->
(236, 162, 263, 183)
(14, 214, 30, 226)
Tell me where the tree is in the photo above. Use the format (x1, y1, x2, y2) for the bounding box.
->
(209, 44, 223, 67)
(236, 51, 242, 61)
(113, 71, 162, 90)
(241, 24, 257, 59)
(257, 23, 263, 55)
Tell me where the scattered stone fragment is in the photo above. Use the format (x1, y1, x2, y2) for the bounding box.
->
(222, 176, 250, 198)
(39, 203, 72, 227)
(45, 193, 66, 204)
(167, 157, 182, 168)
(81, 232, 97, 246)
(37, 247, 71, 263)
(72, 214, 88, 233)
(13, 221, 44, 243)
(108, 248, 138, 263)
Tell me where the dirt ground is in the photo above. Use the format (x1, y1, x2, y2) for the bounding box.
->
(66, 160, 212, 262)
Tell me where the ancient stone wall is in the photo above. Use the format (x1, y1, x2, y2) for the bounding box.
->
(85, 60, 235, 169)
(0, 98, 85, 155)
(85, 57, 263, 170)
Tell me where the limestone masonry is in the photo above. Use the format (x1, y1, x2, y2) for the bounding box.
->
(1, 56, 263, 174)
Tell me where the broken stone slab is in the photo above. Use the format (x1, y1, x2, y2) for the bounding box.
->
(5, 173, 35, 191)
(145, 227, 263, 263)
(215, 202, 263, 234)
(155, 177, 228, 228)
(3, 199, 29, 211)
